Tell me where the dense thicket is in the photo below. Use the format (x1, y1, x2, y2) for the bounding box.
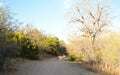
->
(0, 5, 66, 68)
(0, 5, 19, 67)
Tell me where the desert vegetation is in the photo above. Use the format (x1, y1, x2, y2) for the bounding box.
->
(0, 4, 66, 70)
(0, 0, 120, 75)
(66, 0, 120, 75)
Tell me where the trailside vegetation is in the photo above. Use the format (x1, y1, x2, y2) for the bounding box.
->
(0, 4, 66, 69)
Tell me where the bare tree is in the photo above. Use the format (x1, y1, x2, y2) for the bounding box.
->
(69, 0, 111, 50)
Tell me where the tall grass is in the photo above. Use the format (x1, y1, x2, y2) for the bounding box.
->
(67, 32, 120, 75)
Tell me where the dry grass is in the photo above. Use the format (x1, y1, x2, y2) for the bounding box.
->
(67, 32, 120, 75)
(81, 63, 120, 75)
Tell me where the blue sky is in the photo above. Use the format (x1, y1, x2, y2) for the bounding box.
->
(5, 0, 67, 40)
(0, 0, 120, 41)
(111, 0, 120, 32)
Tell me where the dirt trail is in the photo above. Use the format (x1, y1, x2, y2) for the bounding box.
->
(13, 57, 99, 75)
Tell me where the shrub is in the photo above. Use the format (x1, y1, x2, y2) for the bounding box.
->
(69, 53, 83, 61)
(76, 54, 83, 61)
(43, 36, 66, 56)
(69, 53, 77, 61)
(20, 37, 40, 59)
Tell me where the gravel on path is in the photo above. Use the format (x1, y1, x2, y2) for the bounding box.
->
(13, 57, 99, 75)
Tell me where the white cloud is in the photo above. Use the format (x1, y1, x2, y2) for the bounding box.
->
(64, 0, 71, 9)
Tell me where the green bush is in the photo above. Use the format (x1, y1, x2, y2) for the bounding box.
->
(76, 54, 83, 61)
(20, 37, 40, 59)
(69, 53, 77, 61)
(69, 53, 83, 61)
(43, 36, 66, 56)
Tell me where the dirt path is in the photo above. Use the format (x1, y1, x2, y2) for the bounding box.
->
(13, 57, 99, 75)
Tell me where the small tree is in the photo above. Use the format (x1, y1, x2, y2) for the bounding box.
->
(26, 27, 45, 50)
(0, 3, 20, 68)
(43, 36, 66, 56)
(16, 30, 40, 59)
(69, 0, 111, 49)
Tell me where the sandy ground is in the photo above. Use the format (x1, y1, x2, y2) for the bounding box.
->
(6, 57, 100, 75)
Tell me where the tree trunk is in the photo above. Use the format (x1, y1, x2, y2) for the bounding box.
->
(91, 35, 95, 51)
(89, 35, 97, 64)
